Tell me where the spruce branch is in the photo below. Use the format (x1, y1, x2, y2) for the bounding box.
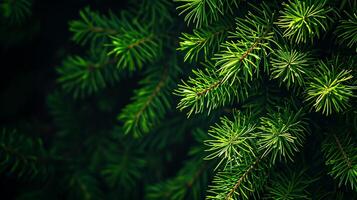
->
(108, 20, 162, 71)
(118, 63, 178, 137)
(322, 133, 357, 191)
(0, 0, 32, 24)
(264, 167, 313, 199)
(175, 62, 249, 116)
(69, 7, 121, 45)
(257, 106, 308, 164)
(146, 129, 211, 200)
(178, 20, 232, 63)
(57, 49, 124, 98)
(101, 147, 146, 189)
(204, 112, 257, 170)
(66, 171, 103, 200)
(206, 156, 268, 200)
(269, 47, 313, 89)
(174, 0, 222, 28)
(276, 0, 334, 43)
(214, 3, 275, 84)
(0, 129, 47, 180)
(305, 58, 356, 115)
(138, 0, 174, 25)
(336, 12, 357, 52)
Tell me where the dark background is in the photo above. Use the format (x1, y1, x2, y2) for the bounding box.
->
(0, 0, 129, 198)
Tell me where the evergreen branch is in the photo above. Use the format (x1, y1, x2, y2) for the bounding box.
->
(146, 129, 211, 200)
(226, 157, 261, 200)
(146, 159, 209, 200)
(69, 7, 122, 45)
(0, 129, 47, 180)
(137, 0, 174, 25)
(178, 20, 232, 63)
(214, 3, 275, 84)
(336, 12, 357, 52)
(0, 0, 32, 24)
(305, 58, 356, 115)
(174, 0, 222, 28)
(66, 171, 103, 200)
(204, 112, 257, 170)
(276, 0, 334, 43)
(269, 46, 313, 89)
(206, 156, 268, 200)
(118, 63, 177, 137)
(322, 132, 357, 191)
(57, 49, 125, 98)
(264, 167, 313, 199)
(108, 22, 162, 71)
(175, 62, 249, 116)
(257, 106, 308, 164)
(101, 147, 146, 189)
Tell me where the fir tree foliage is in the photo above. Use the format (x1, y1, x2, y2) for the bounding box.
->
(2, 0, 357, 199)
(264, 167, 314, 200)
(0, 129, 47, 180)
(269, 47, 313, 89)
(336, 12, 357, 52)
(118, 61, 179, 137)
(0, 0, 32, 24)
(276, 0, 334, 44)
(322, 132, 357, 191)
(305, 58, 356, 115)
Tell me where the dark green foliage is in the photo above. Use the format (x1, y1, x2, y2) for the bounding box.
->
(214, 3, 275, 84)
(57, 49, 125, 98)
(336, 12, 357, 52)
(118, 61, 179, 137)
(178, 20, 231, 63)
(66, 171, 103, 200)
(69, 7, 121, 45)
(108, 21, 162, 71)
(2, 0, 357, 199)
(322, 132, 357, 191)
(0, 0, 32, 24)
(264, 167, 314, 199)
(206, 157, 268, 200)
(0, 129, 47, 180)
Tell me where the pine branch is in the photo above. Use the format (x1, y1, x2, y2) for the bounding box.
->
(206, 155, 268, 200)
(264, 167, 313, 199)
(276, 0, 334, 43)
(257, 106, 308, 164)
(0, 129, 47, 180)
(214, 3, 275, 84)
(175, 62, 249, 116)
(269, 46, 313, 89)
(336, 12, 357, 52)
(0, 0, 32, 24)
(108, 20, 162, 71)
(69, 7, 122, 45)
(178, 20, 232, 63)
(118, 62, 178, 137)
(174, 0, 222, 28)
(322, 132, 357, 191)
(56, 48, 125, 98)
(305, 58, 356, 115)
(204, 112, 257, 170)
(66, 171, 103, 200)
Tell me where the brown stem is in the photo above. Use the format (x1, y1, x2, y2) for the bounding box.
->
(333, 134, 352, 168)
